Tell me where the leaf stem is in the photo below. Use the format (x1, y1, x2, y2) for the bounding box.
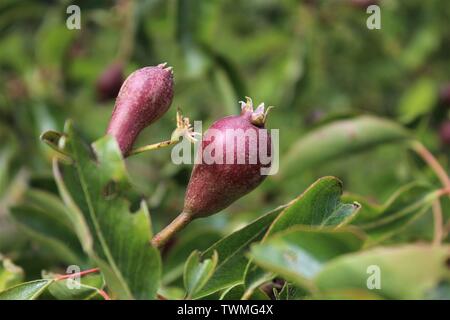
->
(127, 139, 179, 157)
(151, 212, 193, 249)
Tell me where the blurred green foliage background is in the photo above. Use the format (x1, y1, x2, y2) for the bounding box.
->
(0, 0, 449, 286)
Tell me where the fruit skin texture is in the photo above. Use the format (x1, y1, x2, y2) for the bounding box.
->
(96, 62, 124, 102)
(106, 64, 173, 155)
(183, 99, 272, 218)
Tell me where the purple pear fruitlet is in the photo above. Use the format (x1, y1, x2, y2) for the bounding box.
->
(184, 98, 272, 217)
(106, 63, 174, 156)
(151, 98, 273, 248)
(96, 62, 124, 102)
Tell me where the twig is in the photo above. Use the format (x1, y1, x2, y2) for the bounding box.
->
(55, 267, 112, 300)
(55, 267, 100, 280)
(98, 289, 112, 300)
(410, 141, 450, 191)
(410, 141, 450, 245)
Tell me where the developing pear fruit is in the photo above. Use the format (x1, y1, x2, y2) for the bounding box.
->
(96, 62, 124, 102)
(151, 98, 273, 248)
(106, 63, 174, 156)
(183, 98, 273, 217)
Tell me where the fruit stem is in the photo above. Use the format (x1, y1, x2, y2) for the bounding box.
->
(151, 212, 193, 248)
(127, 139, 179, 157)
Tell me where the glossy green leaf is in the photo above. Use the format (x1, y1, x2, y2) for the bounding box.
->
(281, 116, 410, 177)
(249, 226, 365, 290)
(345, 183, 441, 244)
(51, 121, 161, 299)
(220, 284, 269, 300)
(0, 279, 53, 300)
(193, 204, 285, 298)
(45, 280, 105, 300)
(243, 177, 361, 297)
(266, 177, 360, 237)
(163, 229, 222, 285)
(184, 250, 218, 298)
(197, 177, 358, 298)
(40, 130, 72, 163)
(314, 245, 450, 299)
(274, 282, 308, 300)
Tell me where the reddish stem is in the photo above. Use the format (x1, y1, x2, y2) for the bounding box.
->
(56, 267, 100, 280)
(98, 289, 112, 300)
(411, 141, 450, 191)
(55, 267, 112, 300)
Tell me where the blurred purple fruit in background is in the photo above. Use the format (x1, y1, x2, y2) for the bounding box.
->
(96, 62, 125, 102)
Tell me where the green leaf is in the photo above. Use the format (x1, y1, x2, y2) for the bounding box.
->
(242, 177, 361, 297)
(309, 289, 383, 300)
(266, 177, 360, 237)
(281, 116, 410, 177)
(45, 280, 105, 300)
(10, 189, 84, 264)
(184, 250, 218, 298)
(314, 245, 450, 299)
(193, 204, 285, 298)
(0, 255, 24, 291)
(249, 226, 364, 290)
(163, 229, 222, 285)
(51, 121, 161, 299)
(40, 130, 73, 163)
(242, 268, 275, 300)
(0, 279, 53, 300)
(197, 177, 358, 298)
(398, 78, 437, 124)
(274, 282, 308, 300)
(345, 183, 441, 244)
(220, 284, 269, 300)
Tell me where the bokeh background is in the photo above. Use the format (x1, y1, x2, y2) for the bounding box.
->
(1, 0, 450, 285)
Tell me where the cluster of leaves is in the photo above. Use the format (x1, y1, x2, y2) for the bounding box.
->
(1, 0, 450, 300)
(1, 114, 449, 300)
